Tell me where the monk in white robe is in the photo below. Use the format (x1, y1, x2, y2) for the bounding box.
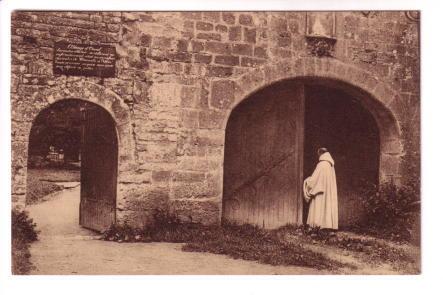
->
(303, 148, 338, 230)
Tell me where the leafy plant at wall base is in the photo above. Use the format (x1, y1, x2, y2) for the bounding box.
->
(11, 209, 39, 274)
(358, 181, 419, 242)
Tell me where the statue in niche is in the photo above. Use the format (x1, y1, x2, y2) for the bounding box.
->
(306, 12, 335, 38)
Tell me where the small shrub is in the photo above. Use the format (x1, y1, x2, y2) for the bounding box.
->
(11, 209, 39, 275)
(102, 222, 145, 242)
(357, 181, 420, 242)
(12, 209, 39, 243)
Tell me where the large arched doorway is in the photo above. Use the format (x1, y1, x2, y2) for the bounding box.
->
(26, 99, 118, 232)
(222, 78, 385, 228)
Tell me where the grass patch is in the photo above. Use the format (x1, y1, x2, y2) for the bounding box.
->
(26, 168, 80, 204)
(28, 167, 80, 182)
(342, 224, 416, 244)
(12, 209, 39, 275)
(182, 223, 351, 270)
(102, 210, 352, 271)
(277, 225, 418, 272)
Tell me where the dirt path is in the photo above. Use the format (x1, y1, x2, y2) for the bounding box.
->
(28, 187, 325, 275)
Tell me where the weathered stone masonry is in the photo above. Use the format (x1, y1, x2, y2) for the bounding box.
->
(11, 11, 420, 227)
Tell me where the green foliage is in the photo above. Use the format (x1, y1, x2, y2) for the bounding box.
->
(11, 209, 39, 274)
(12, 209, 39, 243)
(102, 212, 351, 271)
(357, 181, 420, 242)
(101, 222, 145, 242)
(102, 208, 197, 243)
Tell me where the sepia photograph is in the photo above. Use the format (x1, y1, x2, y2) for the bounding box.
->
(8, 9, 421, 276)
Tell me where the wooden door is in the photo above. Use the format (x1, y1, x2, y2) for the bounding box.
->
(80, 105, 118, 232)
(223, 82, 305, 229)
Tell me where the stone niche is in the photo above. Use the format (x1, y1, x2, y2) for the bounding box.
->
(305, 12, 337, 57)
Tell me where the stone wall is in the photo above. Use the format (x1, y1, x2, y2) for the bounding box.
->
(11, 11, 420, 227)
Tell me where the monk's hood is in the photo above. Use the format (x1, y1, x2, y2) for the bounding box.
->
(319, 152, 335, 166)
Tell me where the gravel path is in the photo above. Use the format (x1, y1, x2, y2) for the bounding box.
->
(28, 187, 324, 275)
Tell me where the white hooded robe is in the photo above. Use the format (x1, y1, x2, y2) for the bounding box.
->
(303, 152, 338, 229)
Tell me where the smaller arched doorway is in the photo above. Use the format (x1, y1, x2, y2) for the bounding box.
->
(27, 99, 118, 232)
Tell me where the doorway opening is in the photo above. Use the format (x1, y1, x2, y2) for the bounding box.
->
(303, 84, 380, 226)
(222, 79, 382, 228)
(26, 99, 118, 232)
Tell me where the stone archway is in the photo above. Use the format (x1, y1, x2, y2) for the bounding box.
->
(11, 81, 134, 210)
(225, 57, 403, 184)
(220, 57, 404, 228)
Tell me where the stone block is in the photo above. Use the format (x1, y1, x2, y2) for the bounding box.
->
(194, 53, 212, 64)
(215, 24, 227, 33)
(232, 43, 253, 56)
(168, 52, 192, 63)
(240, 57, 266, 67)
(199, 110, 225, 129)
(206, 65, 234, 78)
(133, 80, 151, 104)
(195, 129, 225, 147)
(214, 55, 239, 66)
(119, 171, 152, 184)
(137, 141, 177, 163)
(170, 199, 220, 224)
(11, 141, 28, 169)
(175, 39, 188, 52)
(181, 12, 202, 20)
(254, 46, 268, 58)
(180, 86, 199, 108)
(152, 170, 172, 183)
(239, 14, 253, 26)
(222, 12, 236, 25)
(205, 41, 231, 55)
(119, 186, 169, 214)
(270, 16, 288, 31)
(172, 171, 206, 183)
(228, 26, 241, 41)
(191, 40, 204, 52)
(203, 12, 221, 23)
(197, 32, 221, 41)
(150, 83, 181, 107)
(270, 47, 292, 59)
(277, 31, 291, 47)
(152, 36, 172, 49)
(196, 21, 213, 31)
(237, 68, 265, 96)
(211, 80, 235, 109)
(379, 153, 401, 178)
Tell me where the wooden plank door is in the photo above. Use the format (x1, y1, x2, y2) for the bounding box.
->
(80, 105, 118, 232)
(223, 82, 305, 228)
